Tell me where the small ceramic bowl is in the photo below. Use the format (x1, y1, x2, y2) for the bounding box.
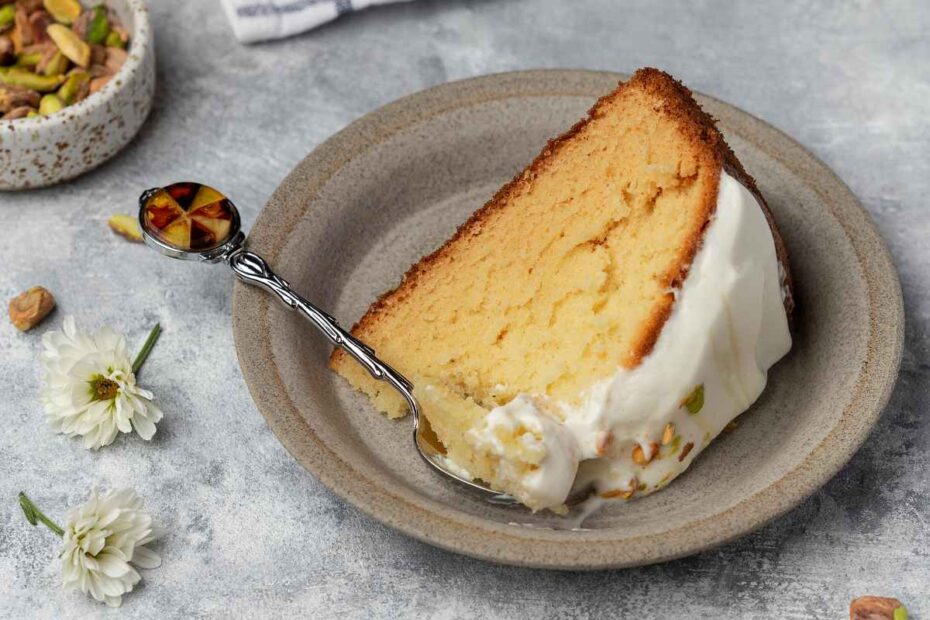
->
(0, 0, 154, 190)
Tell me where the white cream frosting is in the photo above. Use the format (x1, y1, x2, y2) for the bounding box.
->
(463, 171, 792, 511)
(466, 395, 580, 509)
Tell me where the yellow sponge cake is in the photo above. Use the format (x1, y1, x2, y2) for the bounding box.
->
(331, 68, 793, 512)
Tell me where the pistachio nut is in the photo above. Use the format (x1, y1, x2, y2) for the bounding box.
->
(104, 29, 123, 49)
(86, 5, 109, 45)
(15, 50, 44, 66)
(0, 67, 64, 92)
(39, 49, 68, 75)
(0, 5, 16, 30)
(88, 75, 108, 94)
(108, 214, 143, 242)
(8, 286, 56, 331)
(55, 69, 87, 103)
(42, 0, 81, 26)
(38, 92, 62, 115)
(47, 22, 89, 67)
(682, 384, 704, 414)
(1, 105, 35, 119)
(0, 84, 40, 112)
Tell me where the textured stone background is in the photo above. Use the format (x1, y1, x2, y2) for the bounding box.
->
(1, 0, 927, 617)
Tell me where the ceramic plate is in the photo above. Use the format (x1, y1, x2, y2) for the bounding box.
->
(231, 70, 903, 569)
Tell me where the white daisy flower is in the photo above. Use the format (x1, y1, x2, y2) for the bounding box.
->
(40, 316, 163, 450)
(20, 489, 164, 608)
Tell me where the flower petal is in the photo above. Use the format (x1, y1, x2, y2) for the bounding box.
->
(130, 545, 161, 569)
(131, 413, 157, 441)
(96, 552, 132, 578)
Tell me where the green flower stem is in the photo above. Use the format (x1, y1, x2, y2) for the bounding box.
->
(18, 492, 64, 537)
(132, 323, 162, 375)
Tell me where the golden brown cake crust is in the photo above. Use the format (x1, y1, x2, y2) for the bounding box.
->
(331, 68, 794, 372)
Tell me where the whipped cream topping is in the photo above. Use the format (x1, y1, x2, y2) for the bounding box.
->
(466, 395, 580, 509)
(463, 171, 792, 511)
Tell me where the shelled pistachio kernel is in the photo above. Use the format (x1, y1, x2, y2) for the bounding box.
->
(56, 70, 89, 104)
(600, 487, 635, 500)
(47, 24, 90, 67)
(105, 30, 124, 49)
(41, 51, 69, 77)
(0, 5, 15, 29)
(8, 286, 56, 331)
(43, 0, 82, 25)
(631, 442, 658, 466)
(661, 423, 675, 445)
(86, 5, 109, 45)
(38, 93, 63, 115)
(0, 68, 64, 92)
(682, 384, 704, 414)
(108, 214, 143, 242)
(850, 597, 907, 620)
(16, 51, 44, 67)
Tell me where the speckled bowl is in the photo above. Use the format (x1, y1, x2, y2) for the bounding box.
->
(233, 70, 904, 569)
(0, 0, 153, 190)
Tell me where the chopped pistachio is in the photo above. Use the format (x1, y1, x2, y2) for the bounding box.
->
(108, 214, 143, 242)
(42, 0, 82, 26)
(86, 5, 109, 45)
(0, 67, 64, 92)
(894, 606, 908, 620)
(682, 384, 704, 414)
(600, 487, 635, 500)
(664, 435, 681, 457)
(47, 23, 89, 67)
(661, 423, 675, 445)
(632, 441, 658, 466)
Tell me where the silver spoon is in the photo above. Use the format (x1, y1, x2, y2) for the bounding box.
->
(137, 182, 516, 506)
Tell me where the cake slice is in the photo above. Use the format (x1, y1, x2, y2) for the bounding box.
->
(331, 68, 793, 512)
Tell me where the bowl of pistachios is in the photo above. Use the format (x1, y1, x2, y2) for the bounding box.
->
(0, 0, 153, 189)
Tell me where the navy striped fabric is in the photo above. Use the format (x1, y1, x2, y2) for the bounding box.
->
(222, 0, 409, 43)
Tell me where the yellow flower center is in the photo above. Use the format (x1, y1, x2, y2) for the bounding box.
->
(93, 378, 119, 401)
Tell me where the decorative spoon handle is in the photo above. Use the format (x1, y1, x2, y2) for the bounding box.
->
(226, 248, 418, 409)
(137, 182, 513, 505)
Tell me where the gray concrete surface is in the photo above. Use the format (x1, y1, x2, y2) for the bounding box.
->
(1, 0, 927, 617)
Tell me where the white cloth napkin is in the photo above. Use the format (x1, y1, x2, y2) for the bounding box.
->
(221, 0, 412, 43)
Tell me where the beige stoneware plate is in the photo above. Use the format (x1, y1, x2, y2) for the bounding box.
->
(232, 70, 903, 569)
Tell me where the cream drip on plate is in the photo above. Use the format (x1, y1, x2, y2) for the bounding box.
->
(459, 171, 792, 511)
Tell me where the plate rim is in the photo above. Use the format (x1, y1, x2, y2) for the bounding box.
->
(231, 69, 904, 569)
